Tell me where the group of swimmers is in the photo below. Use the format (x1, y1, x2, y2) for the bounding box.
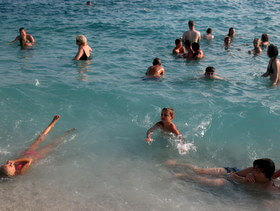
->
(4, 20, 280, 193)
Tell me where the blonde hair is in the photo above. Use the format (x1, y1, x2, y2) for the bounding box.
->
(162, 107, 174, 118)
(76, 35, 87, 44)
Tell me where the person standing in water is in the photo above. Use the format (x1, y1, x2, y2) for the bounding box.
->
(0, 115, 76, 177)
(74, 35, 92, 60)
(182, 20, 201, 44)
(262, 44, 280, 86)
(11, 28, 35, 47)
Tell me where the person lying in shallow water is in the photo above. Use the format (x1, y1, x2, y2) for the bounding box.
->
(165, 158, 280, 192)
(0, 115, 76, 177)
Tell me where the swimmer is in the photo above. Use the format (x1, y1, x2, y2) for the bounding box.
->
(186, 42, 204, 59)
(182, 20, 201, 43)
(248, 38, 262, 55)
(227, 27, 235, 38)
(86, 1, 93, 6)
(224, 36, 231, 48)
(262, 44, 280, 86)
(145, 108, 180, 144)
(11, 28, 35, 47)
(202, 28, 214, 40)
(0, 115, 76, 177)
(74, 35, 92, 60)
(145, 58, 165, 78)
(173, 39, 186, 55)
(165, 158, 279, 191)
(261, 33, 270, 48)
(204, 66, 223, 80)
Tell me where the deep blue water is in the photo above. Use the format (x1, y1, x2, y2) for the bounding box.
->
(1, 0, 280, 210)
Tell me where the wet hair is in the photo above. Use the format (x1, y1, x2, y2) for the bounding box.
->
(261, 33, 269, 42)
(192, 42, 200, 51)
(175, 39, 181, 45)
(267, 44, 278, 58)
(162, 108, 174, 118)
(253, 158, 275, 180)
(184, 40, 192, 48)
(0, 166, 8, 178)
(76, 35, 87, 44)
(228, 27, 234, 36)
(224, 36, 231, 43)
(153, 58, 161, 66)
(188, 20, 194, 28)
(205, 66, 215, 73)
(86, 1, 92, 5)
(19, 27, 25, 32)
(206, 28, 212, 34)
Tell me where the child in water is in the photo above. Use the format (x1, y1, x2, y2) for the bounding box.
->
(173, 39, 186, 55)
(145, 108, 189, 154)
(204, 66, 223, 80)
(146, 58, 165, 78)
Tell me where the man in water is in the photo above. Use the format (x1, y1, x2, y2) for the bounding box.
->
(182, 20, 201, 44)
(12, 28, 35, 47)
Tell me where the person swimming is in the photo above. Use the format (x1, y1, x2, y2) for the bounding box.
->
(11, 28, 35, 47)
(248, 38, 262, 55)
(145, 58, 165, 78)
(0, 115, 76, 177)
(202, 28, 214, 40)
(73, 35, 92, 60)
(204, 66, 223, 79)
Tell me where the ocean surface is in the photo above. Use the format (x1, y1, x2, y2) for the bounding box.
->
(1, 0, 280, 210)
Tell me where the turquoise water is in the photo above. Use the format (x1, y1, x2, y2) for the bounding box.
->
(1, 0, 280, 209)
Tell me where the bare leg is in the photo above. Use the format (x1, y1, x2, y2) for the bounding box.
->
(165, 160, 227, 175)
(25, 115, 60, 152)
(174, 172, 228, 187)
(34, 128, 76, 160)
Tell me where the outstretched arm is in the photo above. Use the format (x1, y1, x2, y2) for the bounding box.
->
(11, 35, 20, 43)
(145, 123, 160, 143)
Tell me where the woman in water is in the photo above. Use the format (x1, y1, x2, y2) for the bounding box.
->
(0, 115, 76, 177)
(73, 35, 92, 60)
(262, 44, 280, 86)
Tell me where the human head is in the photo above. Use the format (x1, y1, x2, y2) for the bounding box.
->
(19, 27, 26, 36)
(228, 27, 235, 37)
(206, 28, 212, 34)
(253, 38, 260, 48)
(224, 36, 231, 45)
(267, 44, 278, 58)
(161, 108, 174, 120)
(205, 66, 215, 78)
(175, 39, 182, 46)
(153, 58, 161, 66)
(188, 20, 194, 29)
(253, 158, 275, 180)
(191, 42, 200, 51)
(261, 33, 269, 42)
(0, 162, 16, 177)
(86, 1, 93, 5)
(76, 35, 87, 45)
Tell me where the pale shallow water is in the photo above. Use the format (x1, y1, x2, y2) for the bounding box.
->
(1, 0, 280, 210)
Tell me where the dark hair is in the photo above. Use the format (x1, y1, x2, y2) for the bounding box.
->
(175, 39, 181, 45)
(206, 28, 212, 34)
(0, 166, 8, 178)
(224, 36, 231, 43)
(153, 58, 161, 66)
(267, 44, 278, 58)
(19, 27, 25, 32)
(253, 158, 275, 180)
(261, 33, 269, 42)
(205, 66, 215, 73)
(188, 20, 194, 28)
(184, 40, 192, 48)
(192, 42, 200, 51)
(228, 27, 234, 36)
(86, 1, 92, 5)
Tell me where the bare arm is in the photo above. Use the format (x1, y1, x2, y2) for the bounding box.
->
(9, 158, 32, 175)
(271, 60, 280, 86)
(27, 34, 35, 43)
(230, 172, 247, 183)
(273, 169, 280, 179)
(145, 123, 160, 142)
(73, 47, 84, 60)
(11, 35, 20, 43)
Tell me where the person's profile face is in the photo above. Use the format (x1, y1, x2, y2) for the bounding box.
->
(20, 30, 26, 36)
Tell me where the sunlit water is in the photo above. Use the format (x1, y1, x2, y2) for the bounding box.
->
(1, 0, 280, 210)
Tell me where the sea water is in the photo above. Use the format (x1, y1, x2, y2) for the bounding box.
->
(0, 0, 280, 210)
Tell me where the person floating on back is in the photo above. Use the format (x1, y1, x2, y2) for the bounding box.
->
(173, 39, 186, 55)
(204, 66, 223, 80)
(145, 58, 165, 78)
(12, 28, 35, 48)
(202, 28, 214, 40)
(182, 20, 201, 44)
